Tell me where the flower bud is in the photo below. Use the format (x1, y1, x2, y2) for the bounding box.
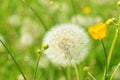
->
(42, 44, 49, 50)
(83, 66, 90, 72)
(37, 49, 42, 54)
(105, 18, 115, 25)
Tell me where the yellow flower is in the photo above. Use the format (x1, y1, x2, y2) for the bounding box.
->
(88, 22, 107, 40)
(49, 0, 54, 6)
(83, 6, 91, 14)
(117, 1, 120, 6)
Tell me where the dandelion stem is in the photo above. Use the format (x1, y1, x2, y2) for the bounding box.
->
(88, 72, 96, 80)
(33, 52, 43, 80)
(74, 64, 80, 80)
(0, 40, 27, 80)
(100, 40, 108, 80)
(49, 68, 54, 80)
(49, 64, 54, 80)
(107, 28, 119, 69)
(67, 66, 71, 80)
(20, 0, 48, 31)
(110, 62, 120, 80)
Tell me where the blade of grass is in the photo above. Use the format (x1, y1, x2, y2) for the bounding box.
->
(20, 0, 48, 31)
(0, 40, 27, 80)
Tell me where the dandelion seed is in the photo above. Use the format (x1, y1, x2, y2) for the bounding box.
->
(43, 24, 90, 66)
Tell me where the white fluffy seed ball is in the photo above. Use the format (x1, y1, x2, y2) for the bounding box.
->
(43, 24, 90, 66)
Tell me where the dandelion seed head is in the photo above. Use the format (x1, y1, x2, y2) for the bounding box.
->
(92, 0, 112, 5)
(20, 33, 33, 47)
(71, 15, 103, 28)
(43, 24, 90, 66)
(8, 14, 21, 27)
(21, 18, 41, 38)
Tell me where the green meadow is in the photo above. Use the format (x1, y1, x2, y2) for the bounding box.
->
(0, 0, 120, 80)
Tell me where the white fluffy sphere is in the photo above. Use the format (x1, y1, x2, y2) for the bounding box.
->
(43, 24, 90, 66)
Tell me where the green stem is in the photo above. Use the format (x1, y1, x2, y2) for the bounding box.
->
(119, 12, 120, 23)
(49, 65, 54, 80)
(67, 66, 71, 80)
(110, 62, 120, 80)
(107, 29, 119, 69)
(20, 0, 48, 31)
(74, 64, 80, 80)
(70, 0, 77, 15)
(100, 40, 107, 63)
(33, 53, 43, 80)
(0, 40, 27, 80)
(103, 67, 107, 80)
(88, 72, 96, 80)
(100, 40, 108, 80)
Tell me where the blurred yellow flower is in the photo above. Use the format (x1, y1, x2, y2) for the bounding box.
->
(83, 6, 91, 14)
(88, 22, 107, 40)
(49, 0, 54, 6)
(117, 1, 120, 6)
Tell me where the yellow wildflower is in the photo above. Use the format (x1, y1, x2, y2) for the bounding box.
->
(117, 1, 120, 6)
(88, 22, 107, 40)
(83, 6, 91, 14)
(49, 0, 54, 6)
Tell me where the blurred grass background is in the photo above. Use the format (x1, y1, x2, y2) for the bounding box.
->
(0, 0, 120, 80)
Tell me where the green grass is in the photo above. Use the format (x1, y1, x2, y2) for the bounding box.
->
(0, 0, 120, 80)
